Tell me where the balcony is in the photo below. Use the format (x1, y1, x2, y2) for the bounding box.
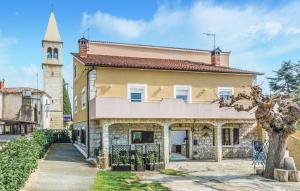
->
(89, 97, 255, 120)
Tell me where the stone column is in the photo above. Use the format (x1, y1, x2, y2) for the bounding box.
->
(230, 128, 233, 145)
(163, 123, 170, 166)
(102, 123, 110, 169)
(188, 130, 193, 159)
(214, 123, 223, 162)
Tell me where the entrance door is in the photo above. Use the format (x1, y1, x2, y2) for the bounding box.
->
(170, 130, 189, 161)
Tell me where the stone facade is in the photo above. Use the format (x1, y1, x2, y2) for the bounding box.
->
(43, 57, 63, 129)
(73, 121, 88, 157)
(73, 118, 257, 168)
(192, 125, 215, 160)
(108, 123, 164, 160)
(42, 12, 64, 129)
(89, 121, 101, 157)
(222, 124, 257, 158)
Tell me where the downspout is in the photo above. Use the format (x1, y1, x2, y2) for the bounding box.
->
(87, 66, 94, 158)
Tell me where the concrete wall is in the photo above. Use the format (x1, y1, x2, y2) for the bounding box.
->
(73, 59, 88, 123)
(88, 42, 230, 67)
(2, 92, 49, 129)
(3, 93, 22, 119)
(288, 131, 300, 170)
(73, 65, 255, 123)
(95, 68, 254, 101)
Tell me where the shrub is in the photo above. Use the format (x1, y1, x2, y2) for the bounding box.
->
(32, 130, 54, 158)
(53, 130, 71, 143)
(0, 130, 55, 191)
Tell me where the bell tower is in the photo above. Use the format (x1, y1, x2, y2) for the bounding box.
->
(42, 11, 63, 129)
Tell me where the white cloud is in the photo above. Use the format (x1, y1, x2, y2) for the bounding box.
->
(82, 1, 300, 92)
(82, 11, 146, 38)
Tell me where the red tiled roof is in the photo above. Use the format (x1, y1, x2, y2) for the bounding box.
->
(72, 53, 262, 75)
(3, 87, 45, 94)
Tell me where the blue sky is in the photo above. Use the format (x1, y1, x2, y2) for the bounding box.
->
(0, 0, 300, 94)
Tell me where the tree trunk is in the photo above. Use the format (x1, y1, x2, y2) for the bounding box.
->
(264, 132, 288, 179)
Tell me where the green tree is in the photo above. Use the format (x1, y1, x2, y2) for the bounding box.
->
(268, 60, 300, 94)
(63, 79, 72, 116)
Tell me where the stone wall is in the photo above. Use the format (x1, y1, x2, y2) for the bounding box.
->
(89, 121, 101, 157)
(73, 121, 88, 156)
(108, 123, 164, 160)
(192, 125, 214, 160)
(222, 124, 257, 158)
(43, 64, 63, 129)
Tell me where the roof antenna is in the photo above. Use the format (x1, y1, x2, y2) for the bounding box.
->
(82, 28, 90, 40)
(203, 33, 216, 50)
(82, 28, 90, 50)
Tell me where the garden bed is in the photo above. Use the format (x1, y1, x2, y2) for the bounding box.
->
(92, 171, 170, 191)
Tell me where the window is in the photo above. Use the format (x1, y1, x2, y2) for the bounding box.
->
(74, 96, 78, 113)
(80, 129, 86, 145)
(47, 47, 52, 59)
(233, 128, 240, 145)
(222, 128, 231, 145)
(128, 84, 147, 102)
(218, 87, 234, 102)
(131, 131, 154, 144)
(174, 85, 192, 102)
(53, 48, 58, 59)
(74, 65, 77, 79)
(81, 88, 87, 110)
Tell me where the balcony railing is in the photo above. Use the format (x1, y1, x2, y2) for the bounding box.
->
(89, 97, 255, 120)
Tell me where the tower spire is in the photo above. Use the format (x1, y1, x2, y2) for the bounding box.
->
(43, 11, 61, 42)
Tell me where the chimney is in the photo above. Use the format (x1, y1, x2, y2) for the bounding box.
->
(211, 47, 221, 66)
(0, 79, 4, 90)
(78, 37, 88, 58)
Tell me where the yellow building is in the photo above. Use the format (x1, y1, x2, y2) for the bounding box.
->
(72, 38, 261, 168)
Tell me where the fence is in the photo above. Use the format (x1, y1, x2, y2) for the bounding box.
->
(251, 140, 269, 173)
(111, 144, 161, 170)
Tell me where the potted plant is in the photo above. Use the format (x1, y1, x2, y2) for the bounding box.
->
(120, 151, 131, 171)
(146, 151, 156, 171)
(134, 150, 145, 171)
(112, 151, 131, 171)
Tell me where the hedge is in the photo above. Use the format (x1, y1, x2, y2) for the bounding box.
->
(0, 130, 58, 191)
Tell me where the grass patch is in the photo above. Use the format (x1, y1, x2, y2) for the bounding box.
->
(159, 169, 186, 176)
(92, 171, 170, 191)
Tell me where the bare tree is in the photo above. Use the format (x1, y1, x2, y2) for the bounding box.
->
(218, 86, 300, 178)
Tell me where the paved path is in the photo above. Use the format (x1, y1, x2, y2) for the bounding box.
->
(22, 143, 97, 191)
(139, 160, 300, 191)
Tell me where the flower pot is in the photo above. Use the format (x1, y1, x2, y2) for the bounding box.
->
(135, 164, 145, 171)
(112, 164, 131, 171)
